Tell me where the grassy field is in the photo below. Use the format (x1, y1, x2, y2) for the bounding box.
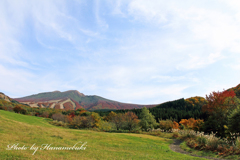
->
(0, 110, 207, 160)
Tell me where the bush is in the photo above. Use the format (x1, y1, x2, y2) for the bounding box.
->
(178, 130, 198, 139)
(69, 115, 95, 129)
(13, 106, 22, 113)
(42, 111, 49, 118)
(236, 137, 240, 149)
(159, 120, 173, 131)
(98, 121, 116, 131)
(52, 113, 65, 122)
(0, 103, 4, 110)
(205, 134, 220, 150)
(172, 132, 179, 138)
(20, 108, 27, 115)
(196, 134, 207, 147)
(70, 116, 83, 128)
(50, 120, 68, 127)
(186, 138, 198, 148)
(7, 107, 13, 112)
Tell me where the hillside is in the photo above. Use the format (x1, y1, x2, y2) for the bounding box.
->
(228, 83, 240, 98)
(15, 90, 156, 110)
(0, 110, 201, 159)
(95, 98, 208, 122)
(0, 92, 20, 104)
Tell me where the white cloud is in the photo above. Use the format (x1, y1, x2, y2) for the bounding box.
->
(124, 0, 240, 54)
(1, 0, 240, 104)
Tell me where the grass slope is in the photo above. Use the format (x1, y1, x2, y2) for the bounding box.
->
(0, 110, 206, 160)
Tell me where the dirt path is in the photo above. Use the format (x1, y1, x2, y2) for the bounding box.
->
(169, 139, 226, 160)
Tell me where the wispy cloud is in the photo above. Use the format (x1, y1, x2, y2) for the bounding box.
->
(1, 0, 240, 104)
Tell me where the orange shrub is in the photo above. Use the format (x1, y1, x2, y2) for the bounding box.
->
(173, 121, 179, 129)
(179, 118, 204, 131)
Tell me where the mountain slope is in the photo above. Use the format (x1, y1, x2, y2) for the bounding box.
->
(15, 90, 156, 110)
(0, 92, 19, 104)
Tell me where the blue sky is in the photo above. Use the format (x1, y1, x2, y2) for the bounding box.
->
(1, 0, 240, 104)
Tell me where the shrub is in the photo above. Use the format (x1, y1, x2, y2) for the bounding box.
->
(70, 115, 95, 129)
(42, 111, 49, 118)
(70, 116, 83, 128)
(52, 113, 65, 122)
(13, 106, 22, 113)
(0, 103, 4, 110)
(236, 137, 240, 149)
(186, 138, 198, 148)
(50, 120, 67, 127)
(159, 120, 173, 131)
(205, 133, 220, 150)
(7, 107, 13, 112)
(196, 134, 207, 147)
(172, 132, 179, 138)
(179, 118, 204, 131)
(178, 130, 198, 139)
(193, 119, 204, 132)
(98, 121, 116, 131)
(20, 108, 27, 115)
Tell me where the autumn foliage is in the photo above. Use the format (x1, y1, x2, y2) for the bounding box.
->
(124, 112, 139, 131)
(179, 118, 204, 131)
(13, 105, 27, 114)
(159, 120, 180, 131)
(202, 90, 236, 114)
(185, 96, 207, 107)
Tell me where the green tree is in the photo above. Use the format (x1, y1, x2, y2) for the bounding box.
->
(228, 106, 240, 135)
(139, 107, 157, 131)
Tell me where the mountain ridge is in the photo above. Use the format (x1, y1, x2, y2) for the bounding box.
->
(14, 90, 156, 110)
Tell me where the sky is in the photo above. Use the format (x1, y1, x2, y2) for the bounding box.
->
(1, 0, 240, 105)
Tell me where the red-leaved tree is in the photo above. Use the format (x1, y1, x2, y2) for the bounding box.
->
(202, 90, 239, 138)
(202, 90, 236, 114)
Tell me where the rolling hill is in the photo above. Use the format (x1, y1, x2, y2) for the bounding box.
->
(0, 110, 199, 159)
(14, 90, 156, 110)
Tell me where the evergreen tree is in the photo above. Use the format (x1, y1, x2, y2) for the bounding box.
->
(228, 106, 240, 135)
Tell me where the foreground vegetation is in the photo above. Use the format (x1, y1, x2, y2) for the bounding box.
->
(0, 110, 206, 160)
(1, 86, 240, 158)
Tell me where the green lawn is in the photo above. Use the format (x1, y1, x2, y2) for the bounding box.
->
(0, 110, 207, 160)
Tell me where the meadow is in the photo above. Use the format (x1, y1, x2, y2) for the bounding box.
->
(0, 110, 206, 160)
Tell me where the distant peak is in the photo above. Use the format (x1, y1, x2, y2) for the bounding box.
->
(53, 90, 60, 93)
(65, 90, 85, 96)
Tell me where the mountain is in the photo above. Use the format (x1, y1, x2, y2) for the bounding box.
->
(0, 92, 19, 104)
(14, 90, 156, 110)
